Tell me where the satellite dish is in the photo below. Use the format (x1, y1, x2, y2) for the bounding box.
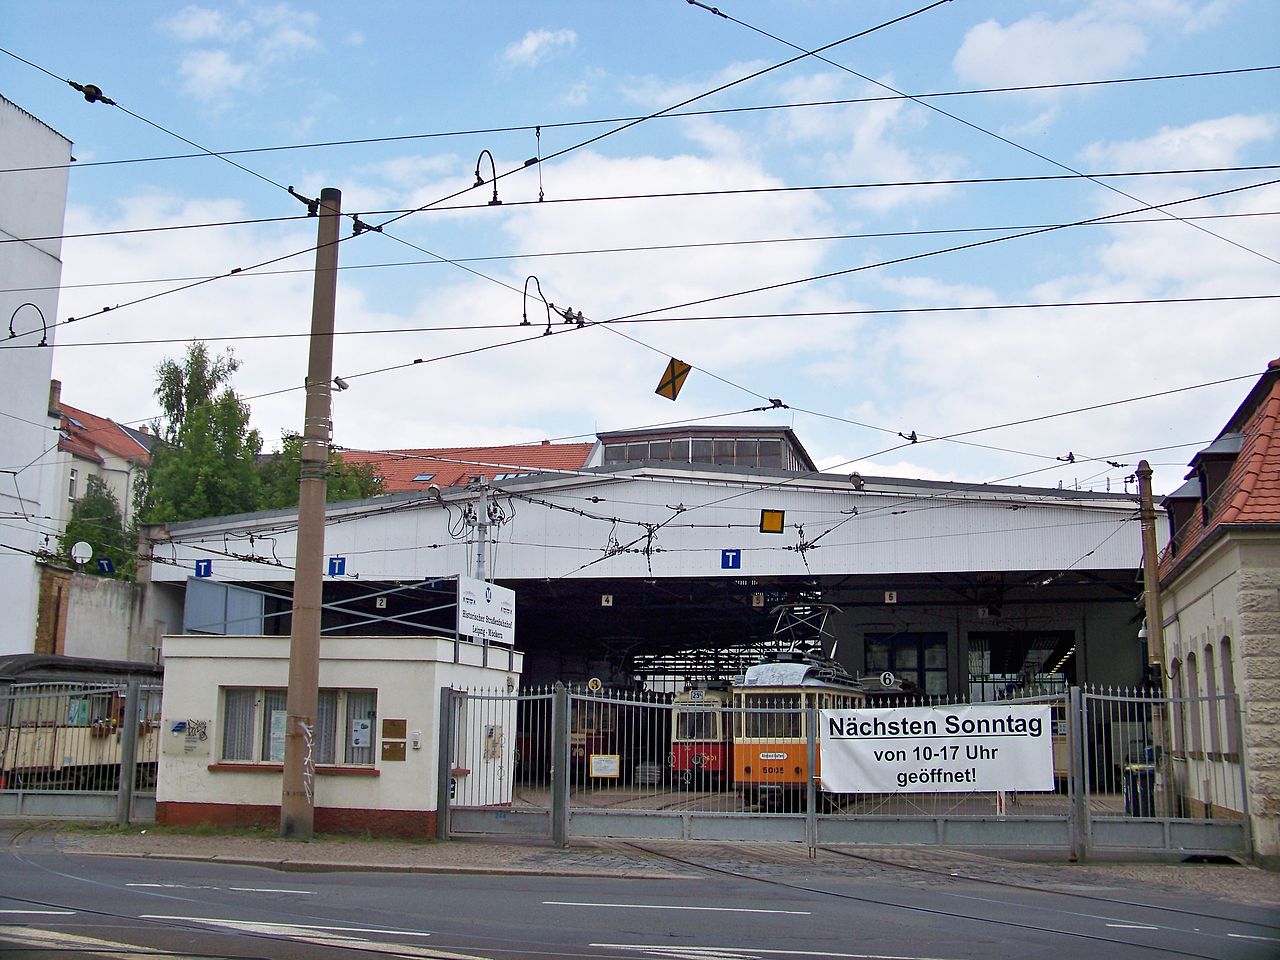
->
(70, 541, 93, 565)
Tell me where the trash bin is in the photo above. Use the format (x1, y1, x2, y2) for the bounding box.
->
(1123, 763, 1156, 817)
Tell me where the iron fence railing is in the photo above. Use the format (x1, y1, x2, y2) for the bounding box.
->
(444, 683, 1246, 846)
(0, 682, 161, 794)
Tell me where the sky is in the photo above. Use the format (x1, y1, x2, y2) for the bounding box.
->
(2, 0, 1277, 497)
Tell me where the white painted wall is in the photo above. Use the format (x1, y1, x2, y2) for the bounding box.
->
(0, 98, 71, 655)
(157, 634, 522, 814)
(147, 470, 1150, 585)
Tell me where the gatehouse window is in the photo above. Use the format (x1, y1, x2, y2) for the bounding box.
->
(219, 686, 377, 767)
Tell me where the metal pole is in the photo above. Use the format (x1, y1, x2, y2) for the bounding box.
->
(806, 702, 818, 857)
(1136, 460, 1172, 816)
(281, 187, 342, 839)
(436, 688, 455, 840)
(471, 477, 491, 581)
(115, 679, 141, 827)
(551, 682, 569, 847)
(1068, 686, 1088, 862)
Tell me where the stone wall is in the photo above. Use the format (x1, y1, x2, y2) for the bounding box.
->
(1237, 554, 1280, 866)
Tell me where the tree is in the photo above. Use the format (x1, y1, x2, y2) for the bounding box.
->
(59, 475, 134, 577)
(258, 432, 385, 510)
(136, 342, 263, 524)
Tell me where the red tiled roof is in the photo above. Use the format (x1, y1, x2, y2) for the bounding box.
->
(1160, 358, 1280, 578)
(59, 402, 151, 467)
(339, 442, 595, 493)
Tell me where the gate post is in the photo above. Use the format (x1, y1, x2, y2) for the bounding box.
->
(115, 679, 141, 827)
(436, 688, 456, 840)
(551, 682, 570, 848)
(806, 703, 818, 855)
(1069, 686, 1089, 862)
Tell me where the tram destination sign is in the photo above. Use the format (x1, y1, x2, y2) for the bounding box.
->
(819, 704, 1054, 793)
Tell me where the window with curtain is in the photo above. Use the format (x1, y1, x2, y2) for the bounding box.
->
(221, 688, 256, 761)
(220, 686, 376, 767)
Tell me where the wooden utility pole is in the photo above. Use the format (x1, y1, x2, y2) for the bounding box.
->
(281, 187, 342, 839)
(1136, 459, 1171, 815)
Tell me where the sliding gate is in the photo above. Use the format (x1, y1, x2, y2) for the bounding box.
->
(440, 684, 1249, 858)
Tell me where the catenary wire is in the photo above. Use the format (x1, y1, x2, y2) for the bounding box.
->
(4, 210, 1274, 297)
(7, 163, 1275, 246)
(3, 63, 1273, 175)
(692, 2, 1280, 268)
(2, 1, 952, 345)
(0, 293, 1274, 351)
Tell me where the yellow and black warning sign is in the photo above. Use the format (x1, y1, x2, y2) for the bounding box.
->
(759, 509, 785, 534)
(655, 357, 692, 401)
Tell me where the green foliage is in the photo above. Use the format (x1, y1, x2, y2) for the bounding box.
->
(135, 342, 384, 525)
(59, 475, 134, 577)
(258, 433, 384, 510)
(136, 343, 264, 524)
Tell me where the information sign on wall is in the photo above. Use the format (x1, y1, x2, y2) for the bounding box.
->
(456, 576, 516, 645)
(819, 704, 1054, 793)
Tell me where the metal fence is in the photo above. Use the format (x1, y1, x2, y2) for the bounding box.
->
(441, 683, 1248, 858)
(0, 681, 161, 822)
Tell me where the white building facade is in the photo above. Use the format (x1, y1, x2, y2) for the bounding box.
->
(0, 97, 72, 656)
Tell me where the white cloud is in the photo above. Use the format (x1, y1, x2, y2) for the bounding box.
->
(954, 14, 1146, 87)
(1079, 114, 1279, 169)
(161, 5, 244, 43)
(176, 50, 253, 101)
(161, 2, 321, 107)
(503, 28, 577, 68)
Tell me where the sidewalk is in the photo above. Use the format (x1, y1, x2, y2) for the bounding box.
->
(32, 824, 1280, 906)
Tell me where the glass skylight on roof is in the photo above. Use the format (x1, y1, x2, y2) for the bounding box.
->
(412, 473, 435, 482)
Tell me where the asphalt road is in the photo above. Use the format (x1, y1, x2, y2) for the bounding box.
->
(3, 828, 1278, 959)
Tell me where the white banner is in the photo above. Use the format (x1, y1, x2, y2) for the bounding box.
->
(456, 576, 516, 645)
(819, 704, 1054, 793)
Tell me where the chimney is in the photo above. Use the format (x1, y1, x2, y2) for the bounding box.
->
(48, 379, 62, 418)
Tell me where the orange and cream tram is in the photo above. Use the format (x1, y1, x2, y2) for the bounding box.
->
(731, 651, 866, 807)
(670, 682, 733, 786)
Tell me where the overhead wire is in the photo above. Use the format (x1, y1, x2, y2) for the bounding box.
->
(4, 210, 1275, 298)
(689, 1, 1280, 267)
(7, 164, 1276, 248)
(3, 63, 1273, 176)
(2, 0, 953, 347)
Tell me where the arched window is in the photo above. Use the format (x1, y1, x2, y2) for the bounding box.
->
(1220, 637, 1239, 756)
(1186, 652, 1203, 756)
(1171, 668, 1185, 755)
(1204, 643, 1220, 756)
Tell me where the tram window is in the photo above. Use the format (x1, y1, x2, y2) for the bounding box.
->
(676, 709, 717, 740)
(744, 694, 800, 739)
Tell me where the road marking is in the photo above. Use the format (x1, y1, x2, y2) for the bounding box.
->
(1229, 933, 1280, 942)
(142, 916, 433, 937)
(593, 945, 963, 959)
(228, 887, 314, 895)
(0, 926, 195, 958)
(0, 909, 76, 915)
(128, 883, 218, 890)
(549, 900, 810, 915)
(1106, 924, 1159, 930)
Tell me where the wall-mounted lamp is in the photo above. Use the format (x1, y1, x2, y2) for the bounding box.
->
(474, 149, 502, 206)
(1137, 619, 1149, 641)
(8, 303, 48, 346)
(333, 376, 350, 391)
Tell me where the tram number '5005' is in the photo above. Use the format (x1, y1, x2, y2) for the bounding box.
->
(761, 765, 785, 774)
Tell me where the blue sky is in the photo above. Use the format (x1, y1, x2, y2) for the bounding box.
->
(3, 0, 1277, 495)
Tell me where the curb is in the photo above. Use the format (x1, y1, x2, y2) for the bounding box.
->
(70, 848, 691, 880)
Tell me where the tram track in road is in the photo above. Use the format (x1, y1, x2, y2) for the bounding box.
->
(619, 841, 1278, 959)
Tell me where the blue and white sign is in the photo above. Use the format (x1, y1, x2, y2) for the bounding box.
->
(194, 559, 212, 578)
(721, 549, 742, 570)
(328, 556, 347, 577)
(96, 558, 115, 575)
(457, 575, 515, 646)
